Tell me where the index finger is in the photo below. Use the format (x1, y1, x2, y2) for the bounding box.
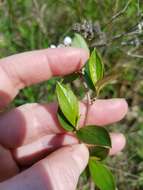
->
(0, 48, 88, 108)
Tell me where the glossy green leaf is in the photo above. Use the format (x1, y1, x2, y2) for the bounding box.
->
(83, 49, 104, 92)
(57, 108, 75, 131)
(89, 159, 116, 190)
(83, 63, 95, 91)
(89, 49, 104, 86)
(76, 125, 111, 148)
(71, 33, 89, 52)
(56, 82, 79, 126)
(63, 73, 79, 84)
(89, 146, 109, 160)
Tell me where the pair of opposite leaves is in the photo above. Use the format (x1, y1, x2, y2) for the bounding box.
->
(56, 44, 116, 190)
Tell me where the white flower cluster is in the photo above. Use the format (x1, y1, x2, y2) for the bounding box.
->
(50, 36, 72, 48)
(138, 21, 143, 34)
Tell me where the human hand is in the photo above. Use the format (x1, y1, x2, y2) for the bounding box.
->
(0, 48, 128, 190)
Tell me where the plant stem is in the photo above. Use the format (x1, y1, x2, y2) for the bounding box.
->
(83, 92, 91, 127)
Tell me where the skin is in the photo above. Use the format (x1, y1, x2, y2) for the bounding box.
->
(0, 48, 128, 190)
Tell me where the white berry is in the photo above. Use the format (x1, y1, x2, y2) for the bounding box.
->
(64, 36, 72, 46)
(50, 44, 56, 48)
(138, 23, 142, 31)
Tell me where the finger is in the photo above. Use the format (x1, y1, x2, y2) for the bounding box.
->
(0, 145, 19, 182)
(0, 99, 128, 148)
(79, 99, 128, 126)
(13, 134, 78, 166)
(0, 133, 125, 180)
(13, 132, 125, 166)
(0, 132, 125, 180)
(109, 133, 126, 155)
(1, 144, 89, 190)
(0, 48, 88, 108)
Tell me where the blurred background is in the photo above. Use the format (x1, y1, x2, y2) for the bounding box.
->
(0, 0, 143, 189)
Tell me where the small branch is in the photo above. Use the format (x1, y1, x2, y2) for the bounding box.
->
(32, 0, 47, 34)
(127, 47, 143, 58)
(89, 178, 95, 190)
(83, 92, 91, 127)
(108, 0, 132, 24)
(109, 166, 139, 179)
(137, 0, 141, 16)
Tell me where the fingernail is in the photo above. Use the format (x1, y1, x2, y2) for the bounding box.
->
(110, 133, 126, 155)
(69, 48, 89, 67)
(109, 99, 128, 110)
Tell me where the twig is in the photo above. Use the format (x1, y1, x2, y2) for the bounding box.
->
(89, 179, 95, 190)
(127, 47, 143, 58)
(137, 0, 141, 16)
(109, 166, 139, 179)
(32, 0, 47, 34)
(32, 0, 39, 10)
(83, 92, 91, 127)
(108, 0, 132, 24)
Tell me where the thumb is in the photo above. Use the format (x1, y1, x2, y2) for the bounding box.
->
(1, 144, 89, 190)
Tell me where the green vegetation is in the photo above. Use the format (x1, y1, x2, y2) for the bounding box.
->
(0, 0, 143, 189)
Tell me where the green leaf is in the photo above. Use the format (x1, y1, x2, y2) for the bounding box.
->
(89, 159, 116, 190)
(76, 125, 111, 148)
(57, 108, 75, 131)
(56, 82, 79, 127)
(83, 63, 95, 91)
(89, 146, 109, 160)
(71, 33, 89, 52)
(63, 73, 79, 84)
(83, 49, 104, 92)
(89, 49, 104, 86)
